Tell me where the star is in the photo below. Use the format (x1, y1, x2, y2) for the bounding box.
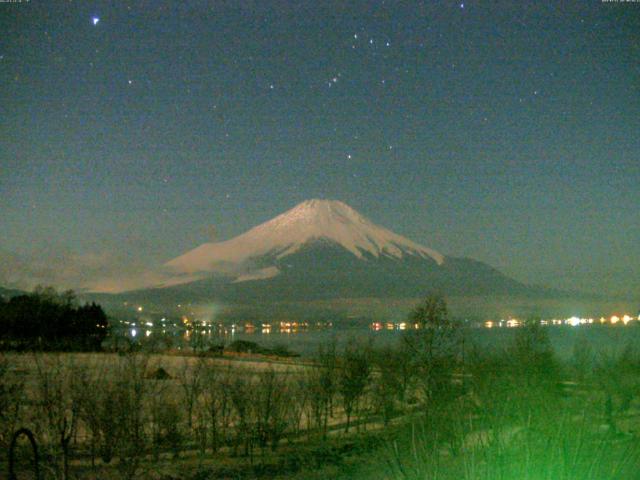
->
(460, 3, 464, 8)
(92, 17, 100, 26)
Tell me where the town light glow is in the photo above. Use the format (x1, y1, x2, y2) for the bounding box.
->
(567, 316, 581, 327)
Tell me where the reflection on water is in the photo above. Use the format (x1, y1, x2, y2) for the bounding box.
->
(110, 319, 640, 359)
(122, 320, 334, 341)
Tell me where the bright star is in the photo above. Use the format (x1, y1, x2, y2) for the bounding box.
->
(92, 17, 100, 25)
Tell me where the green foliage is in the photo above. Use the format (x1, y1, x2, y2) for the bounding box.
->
(387, 412, 640, 480)
(593, 345, 640, 433)
(403, 295, 462, 411)
(510, 319, 558, 378)
(408, 293, 450, 328)
(372, 346, 406, 425)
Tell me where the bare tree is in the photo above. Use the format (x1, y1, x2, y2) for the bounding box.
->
(0, 354, 24, 462)
(338, 339, 372, 433)
(177, 356, 205, 432)
(372, 346, 402, 426)
(304, 367, 326, 437)
(201, 363, 233, 453)
(229, 373, 253, 458)
(75, 361, 119, 467)
(254, 368, 291, 453)
(112, 353, 150, 480)
(148, 373, 181, 460)
(152, 397, 183, 459)
(33, 354, 81, 480)
(305, 342, 337, 438)
(285, 373, 309, 439)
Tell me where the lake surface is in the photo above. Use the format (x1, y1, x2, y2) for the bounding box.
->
(232, 324, 640, 359)
(121, 323, 640, 359)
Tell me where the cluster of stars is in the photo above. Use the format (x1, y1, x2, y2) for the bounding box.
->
(327, 73, 342, 87)
(351, 32, 392, 50)
(63, 7, 560, 200)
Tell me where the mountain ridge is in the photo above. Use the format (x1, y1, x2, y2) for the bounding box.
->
(165, 199, 444, 280)
(95, 199, 547, 303)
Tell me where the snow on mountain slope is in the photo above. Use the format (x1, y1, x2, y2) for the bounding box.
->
(165, 199, 444, 275)
(232, 266, 280, 283)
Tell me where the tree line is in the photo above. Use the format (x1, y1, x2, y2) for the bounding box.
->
(0, 286, 108, 351)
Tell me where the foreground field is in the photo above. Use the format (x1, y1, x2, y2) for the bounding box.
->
(3, 322, 640, 479)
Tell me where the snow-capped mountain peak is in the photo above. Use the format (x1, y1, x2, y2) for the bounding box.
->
(165, 199, 443, 275)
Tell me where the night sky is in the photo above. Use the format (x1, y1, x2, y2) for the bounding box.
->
(1, 1, 639, 296)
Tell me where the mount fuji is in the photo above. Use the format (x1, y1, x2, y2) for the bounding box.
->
(167, 199, 444, 277)
(116, 199, 535, 302)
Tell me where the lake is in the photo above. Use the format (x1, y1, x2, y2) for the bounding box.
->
(118, 322, 640, 359)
